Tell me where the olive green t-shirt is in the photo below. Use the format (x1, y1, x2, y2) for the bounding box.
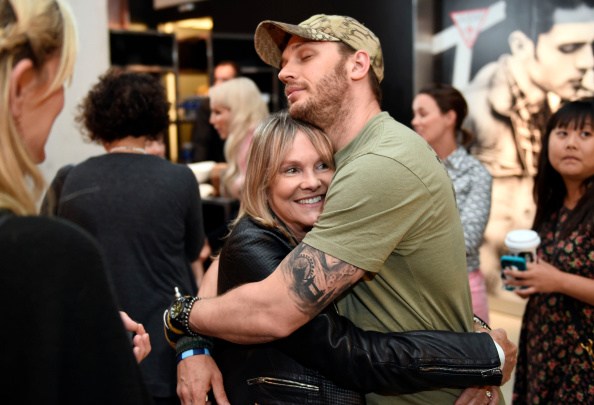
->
(303, 112, 475, 404)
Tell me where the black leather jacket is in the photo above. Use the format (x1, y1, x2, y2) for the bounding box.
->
(215, 216, 502, 404)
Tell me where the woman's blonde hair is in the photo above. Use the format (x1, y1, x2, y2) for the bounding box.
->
(209, 77, 269, 195)
(0, 0, 77, 215)
(236, 110, 335, 244)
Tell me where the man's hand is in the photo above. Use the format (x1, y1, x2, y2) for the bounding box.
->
(177, 355, 229, 405)
(487, 328, 517, 385)
(454, 386, 499, 405)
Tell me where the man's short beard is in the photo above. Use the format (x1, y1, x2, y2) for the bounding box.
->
(288, 57, 351, 130)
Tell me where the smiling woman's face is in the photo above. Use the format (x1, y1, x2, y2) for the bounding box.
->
(268, 131, 334, 242)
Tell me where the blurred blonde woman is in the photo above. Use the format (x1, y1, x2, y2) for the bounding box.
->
(0, 1, 151, 402)
(209, 77, 269, 198)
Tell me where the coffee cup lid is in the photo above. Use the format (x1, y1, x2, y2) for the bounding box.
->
(505, 229, 541, 250)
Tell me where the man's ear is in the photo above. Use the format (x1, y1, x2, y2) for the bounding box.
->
(508, 30, 535, 60)
(9, 58, 36, 120)
(350, 50, 371, 81)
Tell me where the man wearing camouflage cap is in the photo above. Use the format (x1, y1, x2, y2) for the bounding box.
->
(176, 14, 516, 404)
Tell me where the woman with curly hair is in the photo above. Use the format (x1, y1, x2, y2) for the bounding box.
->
(43, 69, 205, 405)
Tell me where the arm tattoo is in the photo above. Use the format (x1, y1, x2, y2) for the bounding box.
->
(280, 243, 361, 318)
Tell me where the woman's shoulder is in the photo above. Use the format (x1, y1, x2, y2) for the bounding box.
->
(155, 159, 199, 183)
(231, 216, 287, 240)
(0, 215, 103, 256)
(459, 150, 492, 179)
(224, 215, 293, 256)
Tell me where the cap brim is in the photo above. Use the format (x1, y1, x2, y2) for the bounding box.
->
(254, 20, 339, 69)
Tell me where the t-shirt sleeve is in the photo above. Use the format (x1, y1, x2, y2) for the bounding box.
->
(303, 154, 434, 273)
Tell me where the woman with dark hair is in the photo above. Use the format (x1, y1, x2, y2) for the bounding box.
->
(506, 97, 594, 404)
(412, 83, 493, 322)
(43, 69, 205, 405)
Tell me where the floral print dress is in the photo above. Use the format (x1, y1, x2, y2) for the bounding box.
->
(512, 207, 594, 404)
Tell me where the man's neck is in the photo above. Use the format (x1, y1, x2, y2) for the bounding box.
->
(507, 56, 547, 107)
(325, 99, 382, 152)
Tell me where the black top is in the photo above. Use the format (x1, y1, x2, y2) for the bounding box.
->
(217, 216, 365, 404)
(191, 98, 226, 163)
(45, 153, 204, 398)
(0, 212, 153, 404)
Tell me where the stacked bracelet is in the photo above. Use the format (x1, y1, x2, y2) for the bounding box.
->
(176, 348, 211, 364)
(473, 315, 491, 331)
(179, 296, 200, 337)
(175, 335, 214, 356)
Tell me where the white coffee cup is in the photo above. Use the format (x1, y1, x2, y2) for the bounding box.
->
(504, 229, 540, 263)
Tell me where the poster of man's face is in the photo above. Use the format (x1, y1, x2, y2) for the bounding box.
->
(530, 5, 594, 99)
(435, 0, 594, 100)
(430, 0, 594, 306)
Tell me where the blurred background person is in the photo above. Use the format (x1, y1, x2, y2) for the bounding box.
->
(464, 0, 594, 293)
(42, 69, 205, 405)
(412, 83, 492, 322)
(0, 1, 152, 403)
(209, 76, 269, 199)
(503, 97, 594, 404)
(191, 60, 241, 163)
(204, 76, 269, 256)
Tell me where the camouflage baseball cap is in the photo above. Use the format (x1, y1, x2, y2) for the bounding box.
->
(254, 14, 384, 83)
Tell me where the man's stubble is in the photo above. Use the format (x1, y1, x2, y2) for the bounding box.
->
(287, 58, 352, 134)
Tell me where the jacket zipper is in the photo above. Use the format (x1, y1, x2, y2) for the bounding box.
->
(246, 377, 320, 391)
(419, 366, 502, 377)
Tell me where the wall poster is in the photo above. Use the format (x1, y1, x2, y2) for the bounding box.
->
(431, 0, 594, 313)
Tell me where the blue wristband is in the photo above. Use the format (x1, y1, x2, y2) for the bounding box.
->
(176, 348, 211, 364)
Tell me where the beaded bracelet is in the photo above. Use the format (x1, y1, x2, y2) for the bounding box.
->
(180, 296, 200, 337)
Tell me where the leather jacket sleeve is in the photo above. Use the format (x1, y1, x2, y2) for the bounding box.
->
(274, 308, 503, 395)
(220, 217, 503, 394)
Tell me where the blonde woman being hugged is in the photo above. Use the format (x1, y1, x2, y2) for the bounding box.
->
(0, 1, 151, 403)
(209, 77, 269, 199)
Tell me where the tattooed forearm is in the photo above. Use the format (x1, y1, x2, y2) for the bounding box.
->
(280, 243, 362, 318)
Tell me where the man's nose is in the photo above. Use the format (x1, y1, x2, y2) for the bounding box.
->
(279, 61, 296, 84)
(577, 42, 594, 70)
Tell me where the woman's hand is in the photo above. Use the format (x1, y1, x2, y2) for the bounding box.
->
(504, 259, 594, 305)
(120, 311, 151, 363)
(454, 386, 499, 405)
(503, 260, 562, 298)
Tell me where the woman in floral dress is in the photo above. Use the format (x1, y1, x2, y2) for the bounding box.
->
(505, 97, 594, 404)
